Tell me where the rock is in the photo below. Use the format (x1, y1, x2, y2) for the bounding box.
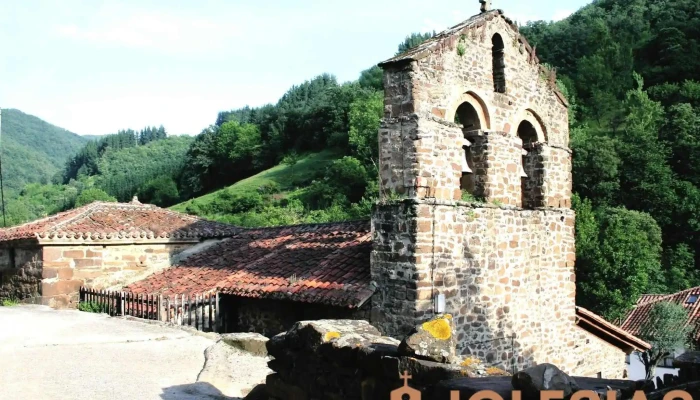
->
(511, 363, 579, 399)
(398, 314, 456, 363)
(266, 373, 308, 400)
(243, 384, 268, 400)
(221, 332, 269, 356)
(285, 319, 382, 352)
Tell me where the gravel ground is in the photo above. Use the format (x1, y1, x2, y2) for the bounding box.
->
(0, 305, 269, 400)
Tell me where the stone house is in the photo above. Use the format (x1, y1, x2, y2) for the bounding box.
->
(0, 198, 238, 307)
(621, 287, 700, 380)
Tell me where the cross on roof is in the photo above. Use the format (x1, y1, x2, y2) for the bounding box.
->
(480, 0, 492, 13)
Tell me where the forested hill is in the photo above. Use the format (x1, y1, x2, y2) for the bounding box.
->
(0, 109, 89, 192)
(520, 0, 700, 320)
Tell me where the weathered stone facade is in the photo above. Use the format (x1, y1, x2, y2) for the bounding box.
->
(232, 297, 371, 337)
(0, 243, 43, 303)
(370, 8, 623, 378)
(40, 242, 192, 308)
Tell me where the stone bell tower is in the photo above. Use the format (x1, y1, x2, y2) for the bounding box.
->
(369, 4, 576, 371)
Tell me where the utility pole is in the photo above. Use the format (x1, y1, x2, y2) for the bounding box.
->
(0, 108, 6, 227)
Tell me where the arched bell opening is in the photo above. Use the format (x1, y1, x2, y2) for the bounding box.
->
(517, 120, 541, 208)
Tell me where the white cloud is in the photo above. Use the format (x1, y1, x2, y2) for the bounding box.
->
(54, 7, 244, 54)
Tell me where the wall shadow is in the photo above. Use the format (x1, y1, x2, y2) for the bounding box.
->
(160, 381, 240, 400)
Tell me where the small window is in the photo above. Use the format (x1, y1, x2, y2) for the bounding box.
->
(492, 34, 506, 93)
(688, 295, 697, 304)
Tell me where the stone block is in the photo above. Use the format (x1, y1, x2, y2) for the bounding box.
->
(42, 279, 83, 297)
(74, 259, 103, 268)
(43, 247, 63, 262)
(86, 250, 102, 258)
(221, 333, 269, 356)
(63, 250, 85, 259)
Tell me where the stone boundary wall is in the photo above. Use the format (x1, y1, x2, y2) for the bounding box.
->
(41, 242, 192, 308)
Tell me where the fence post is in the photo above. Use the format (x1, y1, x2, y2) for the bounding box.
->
(208, 294, 213, 332)
(214, 292, 220, 333)
(187, 294, 192, 327)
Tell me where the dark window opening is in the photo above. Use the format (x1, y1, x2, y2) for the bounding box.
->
(460, 144, 476, 196)
(9, 248, 16, 269)
(518, 121, 541, 209)
(492, 34, 506, 93)
(454, 102, 481, 131)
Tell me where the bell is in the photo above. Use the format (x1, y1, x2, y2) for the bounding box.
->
(519, 162, 528, 178)
(520, 149, 528, 178)
(462, 155, 473, 173)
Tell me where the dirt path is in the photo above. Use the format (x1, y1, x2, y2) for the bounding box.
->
(0, 305, 267, 400)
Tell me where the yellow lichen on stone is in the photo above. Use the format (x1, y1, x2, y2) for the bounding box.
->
(444, 314, 453, 320)
(324, 331, 341, 342)
(486, 367, 508, 376)
(461, 357, 482, 367)
(421, 317, 451, 340)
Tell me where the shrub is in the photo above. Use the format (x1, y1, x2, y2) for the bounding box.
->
(78, 301, 108, 313)
(257, 182, 281, 195)
(1, 297, 20, 306)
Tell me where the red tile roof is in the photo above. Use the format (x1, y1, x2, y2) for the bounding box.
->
(125, 220, 373, 308)
(0, 200, 240, 242)
(576, 307, 651, 352)
(621, 286, 700, 342)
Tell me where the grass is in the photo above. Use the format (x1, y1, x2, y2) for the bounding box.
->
(1, 297, 20, 306)
(78, 301, 108, 313)
(171, 150, 340, 213)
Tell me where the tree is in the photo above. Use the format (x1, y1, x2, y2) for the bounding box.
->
(348, 90, 383, 172)
(637, 302, 691, 381)
(75, 188, 116, 207)
(574, 197, 664, 321)
(137, 177, 180, 207)
(396, 32, 435, 55)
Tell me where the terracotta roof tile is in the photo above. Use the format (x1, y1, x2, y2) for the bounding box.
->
(621, 286, 700, 342)
(126, 220, 373, 308)
(576, 307, 650, 352)
(0, 200, 240, 242)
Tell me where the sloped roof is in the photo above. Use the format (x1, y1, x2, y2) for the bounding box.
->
(621, 286, 700, 342)
(125, 220, 373, 308)
(0, 200, 240, 243)
(379, 10, 506, 66)
(576, 307, 651, 353)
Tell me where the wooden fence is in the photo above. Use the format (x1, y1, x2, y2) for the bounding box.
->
(79, 287, 221, 333)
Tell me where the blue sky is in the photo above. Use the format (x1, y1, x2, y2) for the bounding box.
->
(0, 0, 589, 136)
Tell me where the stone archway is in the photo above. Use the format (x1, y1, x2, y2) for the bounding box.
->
(447, 91, 491, 131)
(517, 119, 544, 209)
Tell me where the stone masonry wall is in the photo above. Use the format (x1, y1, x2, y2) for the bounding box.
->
(0, 244, 42, 303)
(41, 242, 191, 308)
(572, 327, 627, 379)
(371, 199, 594, 374)
(379, 15, 572, 207)
(378, 109, 572, 207)
(234, 297, 371, 337)
(407, 16, 569, 147)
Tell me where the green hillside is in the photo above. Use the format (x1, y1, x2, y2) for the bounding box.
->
(0, 109, 88, 192)
(171, 150, 356, 227)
